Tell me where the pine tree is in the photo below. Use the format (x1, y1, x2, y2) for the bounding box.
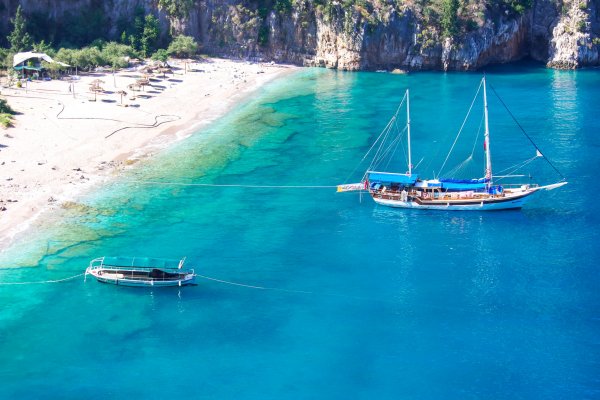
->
(7, 5, 33, 53)
(141, 14, 160, 58)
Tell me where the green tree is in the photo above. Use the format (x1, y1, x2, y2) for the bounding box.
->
(151, 49, 169, 62)
(0, 48, 11, 69)
(167, 35, 198, 58)
(7, 6, 33, 53)
(76, 47, 103, 69)
(54, 48, 78, 67)
(32, 40, 55, 56)
(102, 42, 136, 68)
(441, 0, 459, 38)
(141, 14, 160, 58)
(158, 0, 195, 19)
(0, 98, 16, 115)
(41, 60, 66, 79)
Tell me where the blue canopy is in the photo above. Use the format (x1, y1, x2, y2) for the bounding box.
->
(439, 178, 490, 184)
(367, 171, 418, 185)
(102, 256, 183, 269)
(438, 177, 489, 190)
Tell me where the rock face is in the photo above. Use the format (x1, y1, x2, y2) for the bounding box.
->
(0, 0, 598, 70)
(546, 0, 600, 68)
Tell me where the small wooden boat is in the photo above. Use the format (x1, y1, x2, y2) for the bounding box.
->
(85, 256, 195, 287)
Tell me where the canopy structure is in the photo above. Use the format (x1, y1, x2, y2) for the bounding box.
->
(438, 177, 489, 190)
(13, 51, 70, 69)
(101, 256, 184, 269)
(367, 171, 419, 185)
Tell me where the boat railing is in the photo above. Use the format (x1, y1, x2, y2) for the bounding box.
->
(87, 257, 194, 275)
(88, 257, 106, 269)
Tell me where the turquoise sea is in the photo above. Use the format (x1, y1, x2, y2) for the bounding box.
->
(0, 63, 599, 399)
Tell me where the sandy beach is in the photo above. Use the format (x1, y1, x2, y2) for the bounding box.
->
(0, 58, 295, 250)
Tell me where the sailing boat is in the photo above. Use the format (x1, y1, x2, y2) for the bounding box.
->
(338, 77, 567, 211)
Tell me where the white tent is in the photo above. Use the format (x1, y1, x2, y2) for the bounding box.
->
(13, 51, 70, 67)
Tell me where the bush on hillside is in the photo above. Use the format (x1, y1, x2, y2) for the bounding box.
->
(167, 35, 198, 58)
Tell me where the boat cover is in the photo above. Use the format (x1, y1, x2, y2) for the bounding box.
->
(102, 256, 183, 269)
(439, 177, 489, 190)
(367, 171, 418, 185)
(439, 178, 490, 184)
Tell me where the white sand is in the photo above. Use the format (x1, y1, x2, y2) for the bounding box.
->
(0, 58, 296, 250)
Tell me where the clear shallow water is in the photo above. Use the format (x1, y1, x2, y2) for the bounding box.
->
(1, 64, 599, 399)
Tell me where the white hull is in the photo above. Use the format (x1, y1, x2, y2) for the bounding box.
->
(371, 189, 538, 211)
(86, 268, 195, 287)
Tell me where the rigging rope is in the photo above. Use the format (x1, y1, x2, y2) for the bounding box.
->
(493, 156, 538, 183)
(0, 273, 85, 285)
(342, 113, 397, 184)
(438, 80, 483, 178)
(365, 93, 407, 175)
(488, 83, 566, 181)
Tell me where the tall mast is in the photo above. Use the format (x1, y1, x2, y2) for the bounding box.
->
(406, 89, 412, 176)
(483, 77, 492, 182)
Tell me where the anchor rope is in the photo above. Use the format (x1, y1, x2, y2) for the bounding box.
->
(0, 272, 85, 285)
(125, 180, 337, 189)
(195, 274, 375, 301)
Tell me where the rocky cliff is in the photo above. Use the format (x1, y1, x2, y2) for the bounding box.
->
(0, 0, 598, 70)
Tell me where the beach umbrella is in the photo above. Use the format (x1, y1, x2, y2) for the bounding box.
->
(89, 84, 104, 101)
(183, 59, 194, 74)
(157, 67, 172, 78)
(136, 77, 150, 92)
(117, 90, 127, 105)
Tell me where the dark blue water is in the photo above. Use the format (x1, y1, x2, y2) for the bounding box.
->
(1, 64, 599, 399)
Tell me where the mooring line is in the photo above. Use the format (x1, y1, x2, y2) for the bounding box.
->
(195, 273, 377, 302)
(125, 180, 337, 189)
(0, 273, 85, 285)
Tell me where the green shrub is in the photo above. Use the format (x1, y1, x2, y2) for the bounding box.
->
(441, 0, 459, 38)
(576, 20, 586, 33)
(167, 35, 199, 58)
(0, 48, 11, 69)
(258, 26, 270, 46)
(0, 113, 13, 128)
(0, 99, 16, 115)
(158, 0, 194, 19)
(151, 49, 169, 62)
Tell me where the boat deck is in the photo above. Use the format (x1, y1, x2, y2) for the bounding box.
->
(96, 268, 188, 281)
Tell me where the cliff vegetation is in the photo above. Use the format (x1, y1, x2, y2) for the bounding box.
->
(0, 0, 597, 70)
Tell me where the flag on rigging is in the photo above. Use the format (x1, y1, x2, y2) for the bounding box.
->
(337, 182, 365, 192)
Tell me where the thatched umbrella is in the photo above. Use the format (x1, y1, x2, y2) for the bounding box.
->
(89, 84, 103, 102)
(157, 67, 173, 78)
(117, 90, 127, 105)
(90, 78, 105, 87)
(136, 77, 150, 92)
(183, 59, 194, 74)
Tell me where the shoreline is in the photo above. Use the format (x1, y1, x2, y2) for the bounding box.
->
(0, 58, 297, 253)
